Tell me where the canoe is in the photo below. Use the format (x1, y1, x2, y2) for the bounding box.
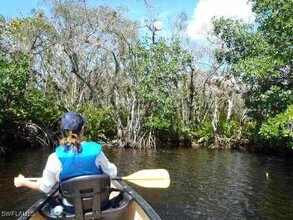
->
(17, 175, 161, 220)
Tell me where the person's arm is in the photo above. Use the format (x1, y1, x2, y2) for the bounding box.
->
(14, 153, 61, 193)
(96, 152, 117, 177)
(14, 174, 42, 191)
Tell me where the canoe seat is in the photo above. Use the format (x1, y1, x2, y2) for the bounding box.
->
(41, 174, 113, 220)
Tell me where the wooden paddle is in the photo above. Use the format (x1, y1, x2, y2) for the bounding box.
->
(27, 169, 170, 188)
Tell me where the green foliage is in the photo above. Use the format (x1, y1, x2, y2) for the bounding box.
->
(212, 0, 293, 148)
(3, 0, 291, 151)
(0, 51, 62, 148)
(195, 120, 214, 145)
(218, 120, 238, 137)
(252, 0, 292, 62)
(80, 104, 116, 141)
(145, 114, 170, 131)
(260, 105, 293, 146)
(126, 38, 193, 143)
(0, 52, 30, 122)
(14, 89, 62, 128)
(146, 111, 192, 140)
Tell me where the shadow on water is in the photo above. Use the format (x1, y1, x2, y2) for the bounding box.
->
(1, 147, 293, 220)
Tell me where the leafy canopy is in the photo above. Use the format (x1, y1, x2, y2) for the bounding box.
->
(212, 0, 293, 146)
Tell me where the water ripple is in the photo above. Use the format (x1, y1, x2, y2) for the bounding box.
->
(1, 147, 293, 220)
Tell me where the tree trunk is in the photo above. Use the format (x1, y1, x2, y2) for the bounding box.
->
(212, 95, 219, 147)
(226, 93, 234, 121)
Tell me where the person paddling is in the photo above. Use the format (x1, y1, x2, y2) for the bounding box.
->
(14, 112, 117, 211)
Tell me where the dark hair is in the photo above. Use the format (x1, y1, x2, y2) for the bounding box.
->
(60, 131, 82, 153)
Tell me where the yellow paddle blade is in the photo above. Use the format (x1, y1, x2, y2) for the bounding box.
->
(122, 169, 169, 180)
(126, 178, 170, 188)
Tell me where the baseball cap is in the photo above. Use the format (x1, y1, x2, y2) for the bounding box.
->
(61, 112, 87, 134)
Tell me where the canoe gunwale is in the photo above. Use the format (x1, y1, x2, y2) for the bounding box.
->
(17, 184, 59, 220)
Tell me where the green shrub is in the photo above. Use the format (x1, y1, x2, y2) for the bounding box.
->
(195, 120, 214, 145)
(80, 104, 116, 141)
(260, 104, 293, 148)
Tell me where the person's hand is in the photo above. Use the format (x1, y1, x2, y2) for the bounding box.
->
(14, 174, 25, 187)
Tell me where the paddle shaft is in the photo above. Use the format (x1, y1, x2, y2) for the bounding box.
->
(24, 169, 170, 188)
(27, 169, 169, 181)
(26, 177, 125, 182)
(27, 176, 164, 181)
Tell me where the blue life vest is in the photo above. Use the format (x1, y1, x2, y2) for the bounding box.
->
(56, 141, 103, 181)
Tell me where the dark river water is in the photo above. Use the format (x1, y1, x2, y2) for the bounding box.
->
(0, 147, 293, 220)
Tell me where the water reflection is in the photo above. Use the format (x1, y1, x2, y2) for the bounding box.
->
(0, 148, 48, 216)
(1, 147, 293, 220)
(114, 148, 293, 220)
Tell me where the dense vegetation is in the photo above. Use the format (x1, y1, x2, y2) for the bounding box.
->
(212, 0, 293, 149)
(0, 0, 292, 153)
